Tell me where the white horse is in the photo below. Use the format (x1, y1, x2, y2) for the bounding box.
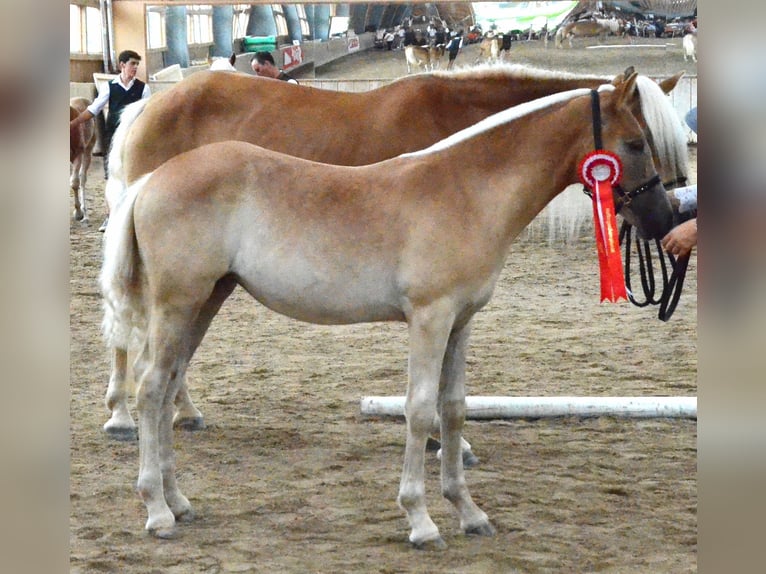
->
(682, 34, 697, 62)
(209, 53, 237, 71)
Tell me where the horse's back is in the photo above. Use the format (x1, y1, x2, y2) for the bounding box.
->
(122, 70, 460, 182)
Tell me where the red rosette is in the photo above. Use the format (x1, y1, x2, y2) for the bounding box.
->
(578, 150, 623, 188)
(579, 150, 627, 303)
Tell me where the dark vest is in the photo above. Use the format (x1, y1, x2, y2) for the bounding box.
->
(277, 71, 298, 84)
(105, 79, 146, 135)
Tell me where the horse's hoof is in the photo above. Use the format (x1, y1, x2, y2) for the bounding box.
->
(174, 508, 195, 523)
(411, 536, 448, 551)
(173, 416, 205, 431)
(104, 425, 138, 442)
(148, 525, 178, 539)
(464, 521, 496, 537)
(462, 450, 480, 468)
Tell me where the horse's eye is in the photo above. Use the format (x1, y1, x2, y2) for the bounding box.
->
(626, 139, 645, 152)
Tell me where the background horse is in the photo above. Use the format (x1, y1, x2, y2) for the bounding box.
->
(101, 75, 674, 543)
(475, 33, 500, 63)
(69, 96, 95, 222)
(428, 44, 446, 69)
(209, 52, 237, 71)
(404, 45, 431, 73)
(683, 33, 697, 62)
(103, 64, 689, 461)
(556, 19, 619, 48)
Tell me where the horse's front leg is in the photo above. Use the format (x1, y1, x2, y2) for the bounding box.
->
(398, 303, 454, 549)
(439, 320, 495, 537)
(172, 378, 205, 430)
(172, 276, 237, 431)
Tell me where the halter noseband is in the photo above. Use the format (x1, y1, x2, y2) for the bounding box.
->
(582, 89, 660, 211)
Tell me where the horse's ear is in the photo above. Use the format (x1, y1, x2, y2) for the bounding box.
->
(623, 65, 635, 77)
(657, 71, 684, 95)
(614, 71, 639, 106)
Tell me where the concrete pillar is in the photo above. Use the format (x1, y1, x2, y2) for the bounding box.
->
(284, 5, 302, 43)
(212, 5, 234, 57)
(247, 4, 277, 37)
(313, 5, 331, 40)
(165, 6, 189, 68)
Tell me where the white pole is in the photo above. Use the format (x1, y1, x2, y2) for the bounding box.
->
(360, 396, 696, 419)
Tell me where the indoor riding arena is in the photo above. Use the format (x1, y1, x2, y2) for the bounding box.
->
(70, 2, 698, 572)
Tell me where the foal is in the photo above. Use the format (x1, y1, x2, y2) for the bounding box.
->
(102, 74, 674, 545)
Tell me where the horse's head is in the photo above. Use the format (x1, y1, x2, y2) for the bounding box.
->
(612, 68, 689, 191)
(598, 73, 675, 240)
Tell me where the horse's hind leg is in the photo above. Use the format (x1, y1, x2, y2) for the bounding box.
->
(70, 159, 86, 222)
(135, 311, 195, 538)
(438, 320, 494, 538)
(78, 147, 92, 222)
(173, 276, 238, 430)
(104, 346, 137, 440)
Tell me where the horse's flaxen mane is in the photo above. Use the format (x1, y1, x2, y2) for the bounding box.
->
(401, 84, 615, 158)
(633, 75, 689, 185)
(429, 62, 612, 83)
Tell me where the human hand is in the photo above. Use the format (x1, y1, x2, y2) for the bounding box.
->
(661, 218, 697, 257)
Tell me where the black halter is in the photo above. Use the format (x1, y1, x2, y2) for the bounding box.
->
(581, 89, 661, 212)
(585, 89, 691, 321)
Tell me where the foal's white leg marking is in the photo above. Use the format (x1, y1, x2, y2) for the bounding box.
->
(397, 301, 454, 548)
(438, 321, 494, 536)
(103, 347, 137, 440)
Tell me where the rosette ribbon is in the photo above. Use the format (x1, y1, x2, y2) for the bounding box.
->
(579, 150, 627, 302)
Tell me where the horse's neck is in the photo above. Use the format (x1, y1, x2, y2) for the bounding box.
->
(442, 74, 605, 115)
(424, 100, 592, 240)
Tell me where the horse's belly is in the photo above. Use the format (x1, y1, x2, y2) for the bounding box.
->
(234, 257, 405, 325)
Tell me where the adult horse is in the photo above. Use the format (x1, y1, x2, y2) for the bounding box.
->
(102, 64, 689, 457)
(70, 96, 95, 222)
(682, 33, 697, 62)
(475, 33, 500, 63)
(101, 74, 675, 543)
(555, 19, 620, 48)
(69, 97, 96, 222)
(404, 45, 431, 73)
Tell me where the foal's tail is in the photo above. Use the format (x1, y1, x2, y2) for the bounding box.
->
(100, 174, 151, 350)
(104, 98, 150, 216)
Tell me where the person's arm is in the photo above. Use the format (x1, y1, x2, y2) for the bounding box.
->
(71, 82, 110, 128)
(70, 109, 95, 128)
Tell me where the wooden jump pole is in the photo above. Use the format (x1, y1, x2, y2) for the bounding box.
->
(360, 396, 696, 419)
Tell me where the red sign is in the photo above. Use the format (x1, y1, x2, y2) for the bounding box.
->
(281, 45, 303, 70)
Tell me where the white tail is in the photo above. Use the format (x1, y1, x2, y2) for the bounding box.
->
(100, 175, 151, 350)
(105, 98, 151, 215)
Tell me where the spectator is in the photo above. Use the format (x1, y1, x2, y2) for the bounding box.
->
(70, 49, 151, 231)
(661, 107, 698, 257)
(250, 51, 299, 84)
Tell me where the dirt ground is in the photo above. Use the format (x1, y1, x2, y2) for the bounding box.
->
(70, 36, 697, 573)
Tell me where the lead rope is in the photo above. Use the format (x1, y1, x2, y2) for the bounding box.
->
(619, 219, 691, 322)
